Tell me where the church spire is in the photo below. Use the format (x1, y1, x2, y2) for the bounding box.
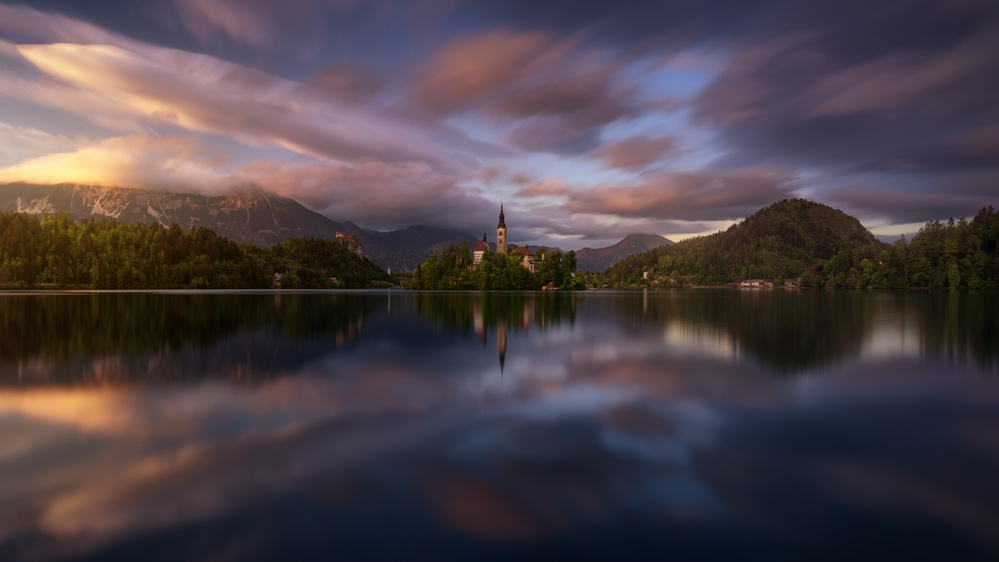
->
(496, 203, 507, 255)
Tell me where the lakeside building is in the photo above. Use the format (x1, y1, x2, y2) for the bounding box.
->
(471, 205, 537, 272)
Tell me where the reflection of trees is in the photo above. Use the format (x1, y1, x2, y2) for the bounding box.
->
(411, 292, 577, 336)
(617, 290, 999, 374)
(0, 292, 378, 384)
(911, 291, 998, 371)
(616, 290, 875, 373)
(411, 292, 579, 372)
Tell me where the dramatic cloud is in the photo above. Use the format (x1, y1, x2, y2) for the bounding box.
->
(591, 135, 680, 170)
(0, 0, 995, 243)
(410, 29, 555, 114)
(514, 177, 568, 198)
(168, 0, 457, 58)
(565, 167, 797, 221)
(0, 4, 141, 48)
(692, 1, 999, 174)
(805, 25, 999, 120)
(6, 42, 463, 169)
(411, 29, 651, 155)
(0, 135, 229, 192)
(228, 159, 498, 231)
(171, 0, 327, 50)
(823, 177, 999, 225)
(0, 123, 83, 167)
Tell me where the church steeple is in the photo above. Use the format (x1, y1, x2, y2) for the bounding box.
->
(496, 203, 507, 255)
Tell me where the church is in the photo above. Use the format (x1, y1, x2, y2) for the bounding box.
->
(472, 204, 536, 272)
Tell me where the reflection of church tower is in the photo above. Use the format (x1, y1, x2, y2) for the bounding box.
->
(473, 299, 487, 346)
(497, 317, 507, 373)
(496, 204, 507, 255)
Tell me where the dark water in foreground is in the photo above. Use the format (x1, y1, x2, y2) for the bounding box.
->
(0, 290, 997, 561)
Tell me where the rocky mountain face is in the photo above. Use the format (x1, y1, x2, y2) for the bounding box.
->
(575, 233, 673, 271)
(0, 183, 476, 271)
(0, 182, 346, 246)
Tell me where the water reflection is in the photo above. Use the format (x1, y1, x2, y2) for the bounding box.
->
(0, 292, 374, 385)
(414, 292, 578, 372)
(0, 290, 997, 561)
(0, 291, 995, 384)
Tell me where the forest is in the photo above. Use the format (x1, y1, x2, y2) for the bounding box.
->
(404, 245, 586, 290)
(605, 200, 999, 290)
(0, 212, 392, 289)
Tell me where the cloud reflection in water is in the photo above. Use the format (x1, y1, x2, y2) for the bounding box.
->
(0, 290, 996, 561)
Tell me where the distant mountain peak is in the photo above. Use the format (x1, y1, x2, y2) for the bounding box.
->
(575, 233, 673, 271)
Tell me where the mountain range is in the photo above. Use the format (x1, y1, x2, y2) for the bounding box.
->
(0, 183, 668, 272)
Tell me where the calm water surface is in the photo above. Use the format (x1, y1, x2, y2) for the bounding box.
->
(0, 290, 997, 561)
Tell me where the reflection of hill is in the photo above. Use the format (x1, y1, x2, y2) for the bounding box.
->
(0, 292, 377, 385)
(614, 290, 999, 374)
(613, 290, 875, 373)
(5, 290, 993, 386)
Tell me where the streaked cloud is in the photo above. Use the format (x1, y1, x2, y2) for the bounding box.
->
(515, 177, 569, 198)
(692, 1, 999, 177)
(0, 0, 995, 245)
(824, 179, 999, 225)
(0, 135, 229, 193)
(9, 42, 462, 169)
(0, 123, 84, 167)
(591, 135, 680, 170)
(410, 29, 555, 114)
(411, 28, 655, 155)
(565, 167, 797, 221)
(228, 159, 491, 231)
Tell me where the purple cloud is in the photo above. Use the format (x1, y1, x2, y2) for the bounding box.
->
(565, 167, 798, 221)
(590, 135, 680, 170)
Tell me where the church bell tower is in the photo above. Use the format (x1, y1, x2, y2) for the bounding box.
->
(496, 203, 507, 255)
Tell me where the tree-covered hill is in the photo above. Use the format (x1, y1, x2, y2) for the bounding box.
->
(608, 199, 881, 286)
(605, 199, 999, 289)
(0, 211, 392, 289)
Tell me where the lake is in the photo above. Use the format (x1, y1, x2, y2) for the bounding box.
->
(0, 289, 997, 561)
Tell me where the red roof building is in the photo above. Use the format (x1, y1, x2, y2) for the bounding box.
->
(473, 234, 489, 265)
(512, 245, 536, 272)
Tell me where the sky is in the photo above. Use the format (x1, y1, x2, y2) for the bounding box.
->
(0, 0, 996, 249)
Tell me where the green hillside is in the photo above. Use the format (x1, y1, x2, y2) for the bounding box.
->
(0, 211, 392, 289)
(605, 199, 999, 289)
(607, 199, 881, 286)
